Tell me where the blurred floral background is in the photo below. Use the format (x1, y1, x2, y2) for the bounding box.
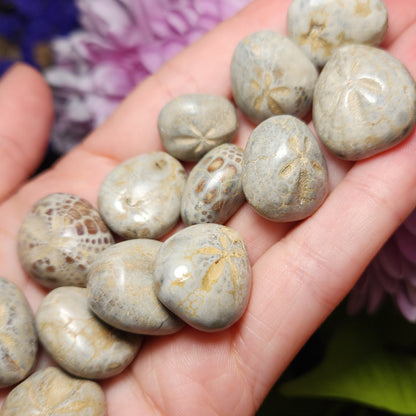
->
(1, 1, 416, 415)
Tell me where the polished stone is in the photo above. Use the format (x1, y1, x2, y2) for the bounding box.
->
(158, 94, 238, 161)
(231, 30, 318, 124)
(98, 152, 187, 239)
(313, 44, 416, 160)
(154, 224, 251, 332)
(0, 277, 37, 388)
(242, 115, 328, 222)
(18, 193, 114, 288)
(88, 239, 184, 335)
(181, 143, 245, 225)
(0, 367, 106, 416)
(35, 286, 141, 380)
(287, 0, 388, 67)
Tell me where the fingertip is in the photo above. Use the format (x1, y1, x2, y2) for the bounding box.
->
(0, 63, 54, 200)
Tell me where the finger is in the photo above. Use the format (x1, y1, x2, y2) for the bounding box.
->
(0, 64, 54, 201)
(381, 0, 416, 46)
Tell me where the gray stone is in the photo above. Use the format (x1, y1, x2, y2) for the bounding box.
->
(88, 239, 184, 335)
(35, 286, 141, 380)
(181, 143, 245, 225)
(0, 367, 106, 416)
(0, 277, 37, 388)
(158, 94, 238, 161)
(287, 0, 388, 67)
(230, 30, 318, 125)
(154, 224, 251, 332)
(18, 193, 114, 288)
(313, 44, 416, 160)
(98, 152, 187, 239)
(242, 115, 328, 222)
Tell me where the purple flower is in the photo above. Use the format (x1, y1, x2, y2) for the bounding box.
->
(348, 209, 416, 321)
(45, 0, 252, 153)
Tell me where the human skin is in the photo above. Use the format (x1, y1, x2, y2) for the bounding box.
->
(0, 0, 415, 414)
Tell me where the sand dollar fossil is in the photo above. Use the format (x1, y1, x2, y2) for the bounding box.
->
(158, 94, 238, 161)
(98, 152, 187, 239)
(287, 0, 388, 67)
(0, 277, 37, 388)
(0, 367, 106, 416)
(181, 143, 245, 225)
(230, 30, 318, 124)
(313, 44, 416, 160)
(35, 286, 141, 379)
(154, 224, 251, 332)
(87, 239, 184, 335)
(242, 115, 328, 222)
(17, 193, 114, 288)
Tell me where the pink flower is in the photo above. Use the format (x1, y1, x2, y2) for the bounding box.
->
(348, 209, 416, 321)
(45, 0, 252, 153)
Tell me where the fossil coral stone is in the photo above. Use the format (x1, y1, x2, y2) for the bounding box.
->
(18, 193, 114, 288)
(313, 44, 416, 160)
(158, 94, 238, 161)
(154, 224, 251, 331)
(287, 0, 388, 67)
(35, 286, 141, 379)
(88, 239, 184, 335)
(230, 30, 318, 125)
(0, 277, 37, 388)
(181, 143, 245, 225)
(242, 115, 328, 222)
(98, 151, 187, 239)
(0, 367, 106, 416)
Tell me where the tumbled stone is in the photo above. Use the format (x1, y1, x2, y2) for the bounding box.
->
(230, 30, 318, 125)
(88, 239, 184, 335)
(154, 224, 251, 332)
(181, 143, 245, 225)
(287, 0, 388, 67)
(0, 277, 37, 388)
(98, 152, 187, 239)
(18, 193, 114, 288)
(0, 367, 106, 416)
(313, 44, 416, 160)
(158, 94, 238, 161)
(242, 115, 328, 222)
(35, 286, 141, 379)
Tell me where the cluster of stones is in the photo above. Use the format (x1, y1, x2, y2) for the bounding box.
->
(2, 0, 416, 414)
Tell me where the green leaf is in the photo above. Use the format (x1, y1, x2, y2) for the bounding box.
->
(279, 312, 416, 415)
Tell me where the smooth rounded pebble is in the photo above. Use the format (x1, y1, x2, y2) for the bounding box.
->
(0, 277, 37, 388)
(0, 367, 106, 416)
(154, 224, 251, 332)
(181, 143, 245, 225)
(88, 239, 184, 335)
(158, 94, 238, 161)
(242, 115, 328, 222)
(287, 0, 388, 67)
(35, 286, 141, 379)
(98, 151, 187, 239)
(230, 30, 318, 125)
(18, 193, 114, 288)
(313, 44, 416, 160)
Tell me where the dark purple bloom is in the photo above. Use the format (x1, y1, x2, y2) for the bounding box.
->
(0, 0, 79, 73)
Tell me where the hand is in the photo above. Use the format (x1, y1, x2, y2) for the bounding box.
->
(0, 0, 415, 414)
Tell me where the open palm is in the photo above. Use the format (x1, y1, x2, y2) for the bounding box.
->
(0, 0, 416, 414)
